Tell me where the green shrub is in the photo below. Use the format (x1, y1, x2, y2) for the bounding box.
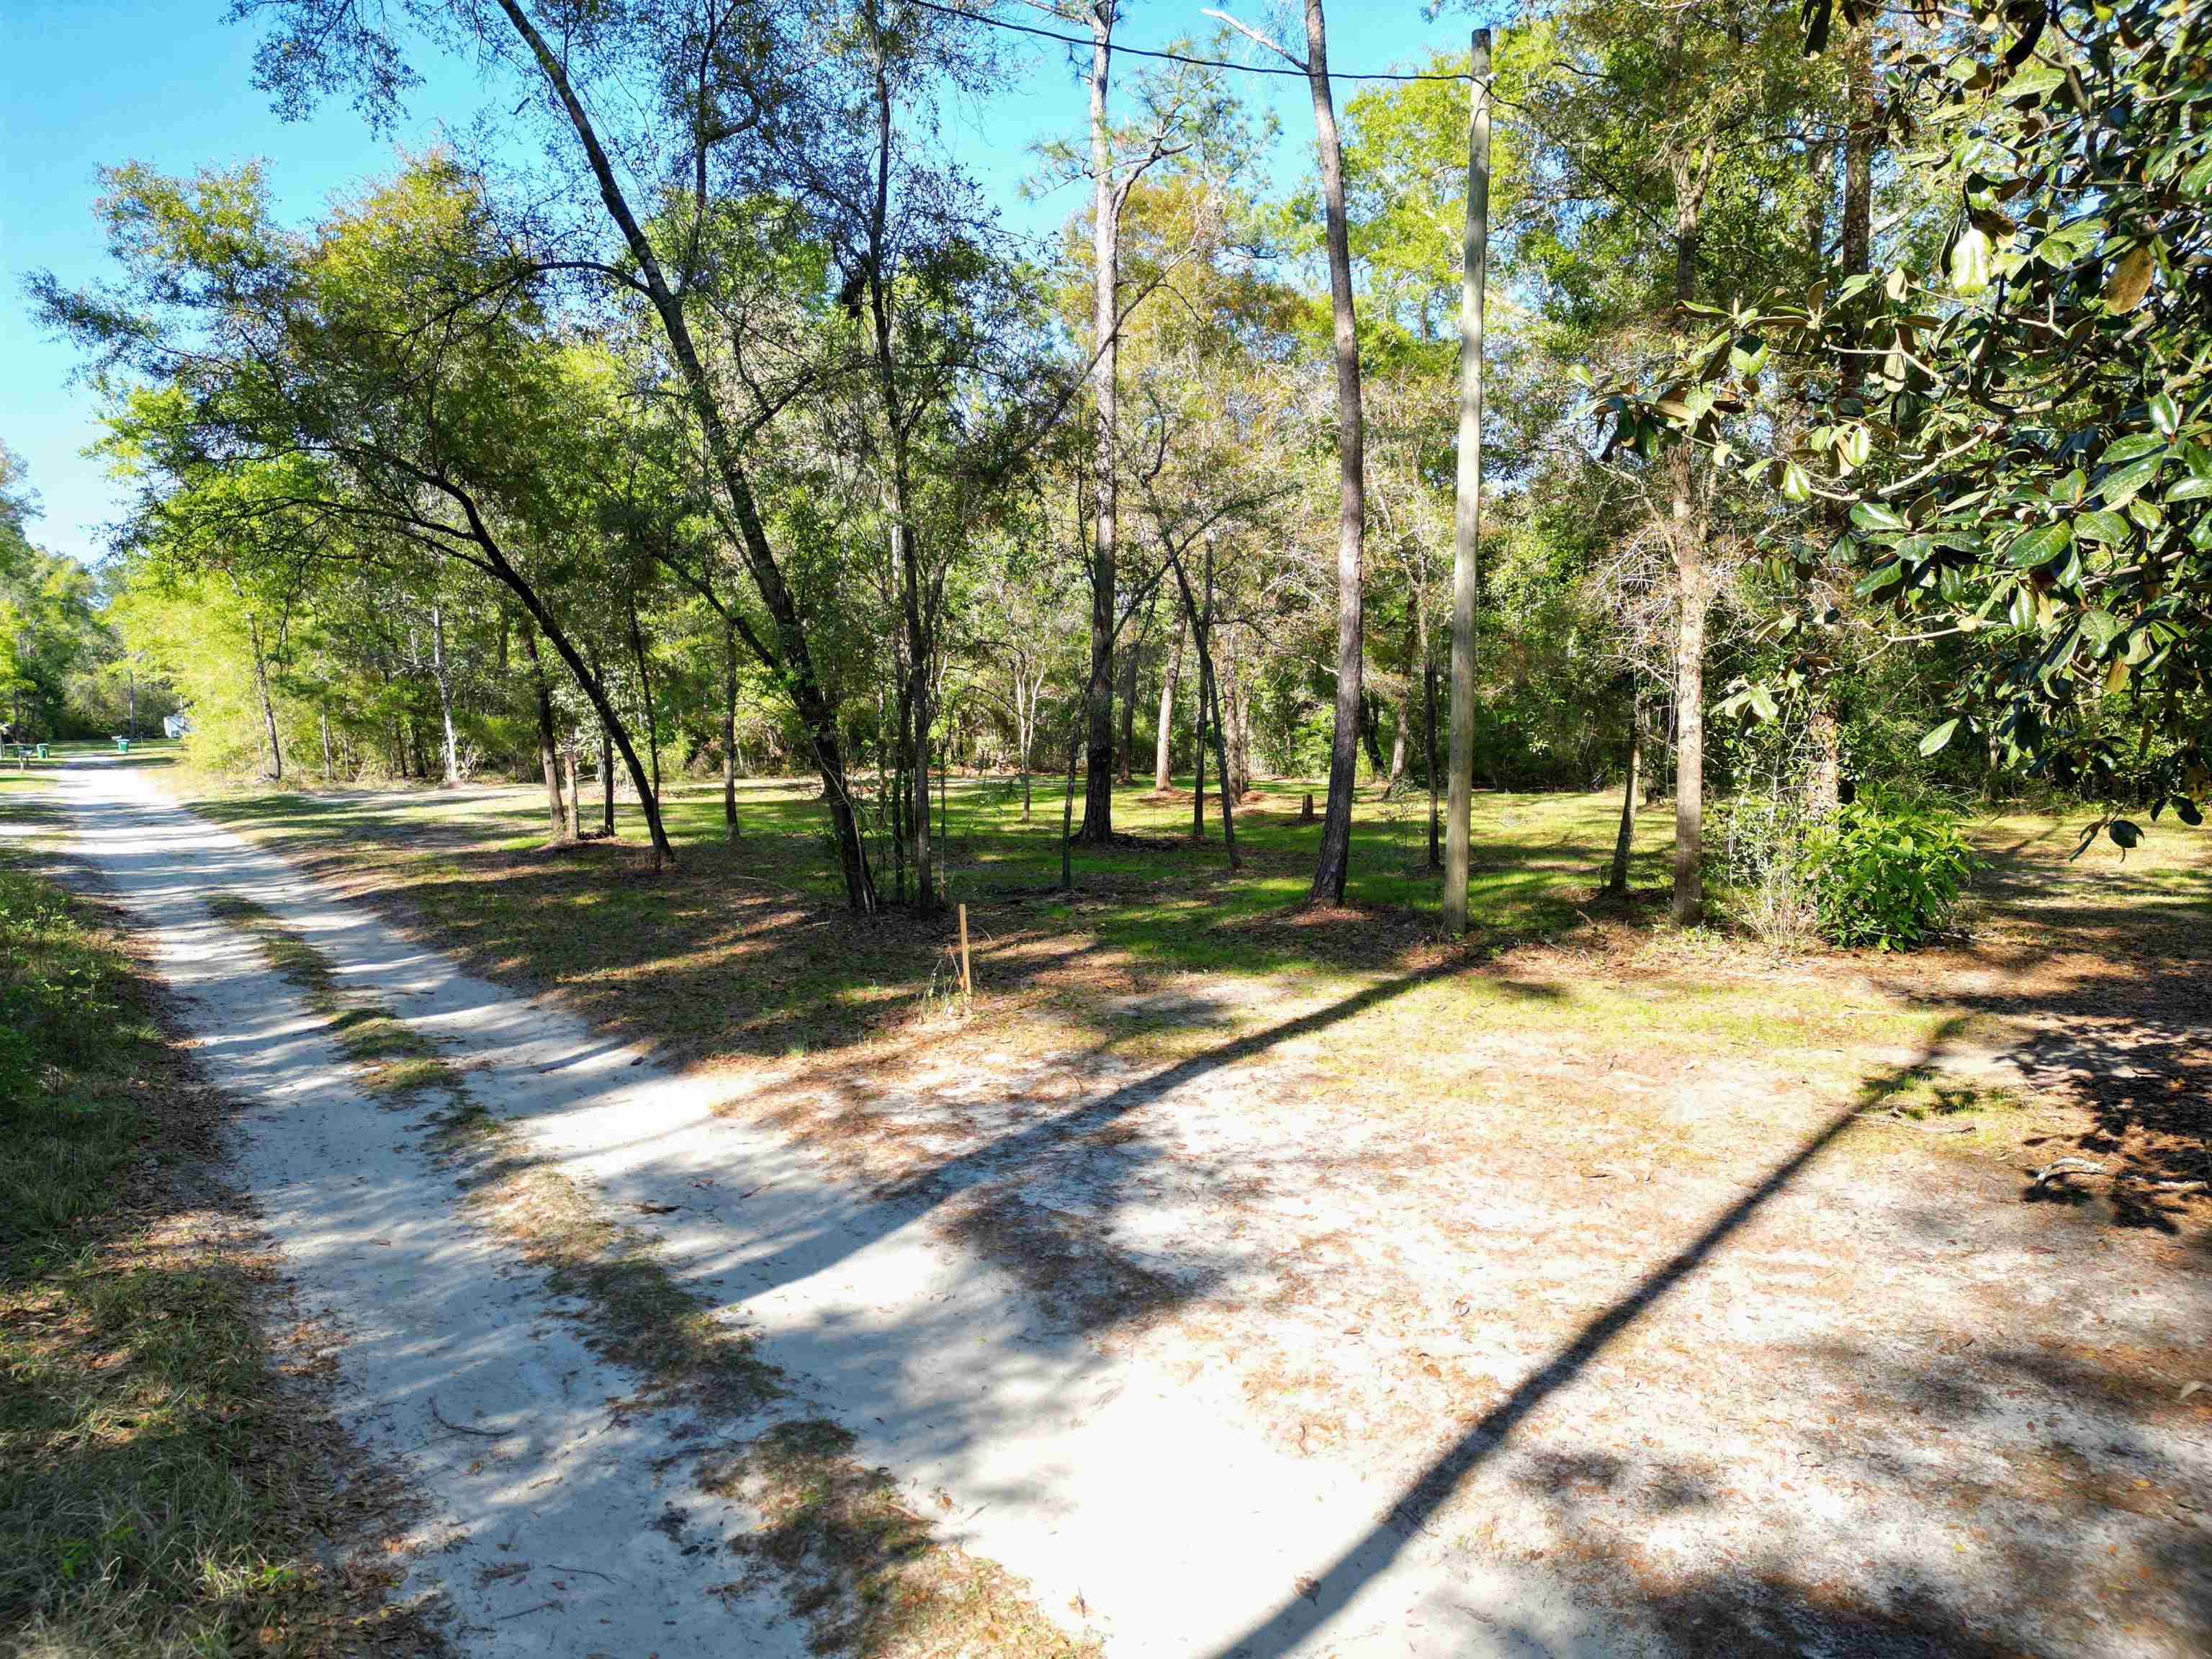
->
(1803, 795, 1977, 950)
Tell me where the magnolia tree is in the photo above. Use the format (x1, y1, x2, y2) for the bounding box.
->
(1599, 0, 2212, 849)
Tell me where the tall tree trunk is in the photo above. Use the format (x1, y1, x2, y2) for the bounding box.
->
(520, 616, 569, 841)
(1154, 606, 1184, 790)
(1386, 685, 1408, 790)
(1015, 667, 1036, 823)
(721, 621, 740, 841)
(900, 525, 936, 914)
(599, 716, 615, 833)
(1201, 547, 1239, 867)
(1839, 27, 1874, 300)
(1666, 137, 1716, 925)
(246, 611, 282, 783)
(624, 590, 662, 803)
(586, 642, 616, 837)
(890, 680, 911, 906)
(1303, 0, 1367, 906)
(1115, 618, 1141, 784)
(1443, 27, 1492, 933)
(860, 32, 936, 915)
(319, 705, 334, 784)
(1671, 542, 1709, 925)
(431, 598, 461, 785)
(1061, 724, 1079, 892)
(562, 726, 580, 838)
(1424, 662, 1441, 868)
(1222, 624, 1250, 799)
(1806, 27, 1874, 822)
(1076, 3, 1120, 845)
(1607, 689, 1642, 896)
(1201, 634, 1239, 867)
(1190, 629, 1208, 841)
(1359, 692, 1386, 775)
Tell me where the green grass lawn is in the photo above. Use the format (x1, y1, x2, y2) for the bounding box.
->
(197, 769, 1666, 964)
(178, 769, 1679, 1062)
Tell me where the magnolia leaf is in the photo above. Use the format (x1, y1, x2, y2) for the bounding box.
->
(1855, 560, 1905, 598)
(2073, 509, 2129, 544)
(2105, 656, 2130, 693)
(1920, 717, 1960, 756)
(2108, 818, 2142, 849)
(1948, 225, 1992, 297)
(2081, 608, 2123, 652)
(2099, 454, 2164, 508)
(2005, 521, 2072, 568)
(2105, 242, 2156, 313)
(2103, 432, 2167, 464)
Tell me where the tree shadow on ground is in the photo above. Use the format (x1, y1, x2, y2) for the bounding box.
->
(1189, 1017, 2211, 1657)
(1869, 837, 2212, 1220)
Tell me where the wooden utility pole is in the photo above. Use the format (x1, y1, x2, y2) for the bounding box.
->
(1444, 28, 1492, 935)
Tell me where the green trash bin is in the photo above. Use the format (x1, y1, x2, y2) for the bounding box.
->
(35, 744, 48, 760)
(114, 737, 131, 755)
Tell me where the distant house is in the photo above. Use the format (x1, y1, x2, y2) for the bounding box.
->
(163, 713, 192, 739)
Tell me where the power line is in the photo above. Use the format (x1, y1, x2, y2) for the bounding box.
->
(913, 1, 1685, 258)
(909, 0, 1480, 83)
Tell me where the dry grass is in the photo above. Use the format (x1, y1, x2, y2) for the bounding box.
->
(701, 1420, 1100, 1658)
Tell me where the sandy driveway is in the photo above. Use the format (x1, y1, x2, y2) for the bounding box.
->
(53, 756, 2212, 1657)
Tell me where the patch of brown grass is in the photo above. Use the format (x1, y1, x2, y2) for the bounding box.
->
(700, 1419, 1101, 1659)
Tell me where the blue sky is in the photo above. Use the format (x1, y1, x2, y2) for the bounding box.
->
(2, 1, 1493, 566)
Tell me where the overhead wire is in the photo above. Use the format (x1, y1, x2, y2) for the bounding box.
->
(909, 1, 1691, 269)
(907, 0, 1485, 83)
